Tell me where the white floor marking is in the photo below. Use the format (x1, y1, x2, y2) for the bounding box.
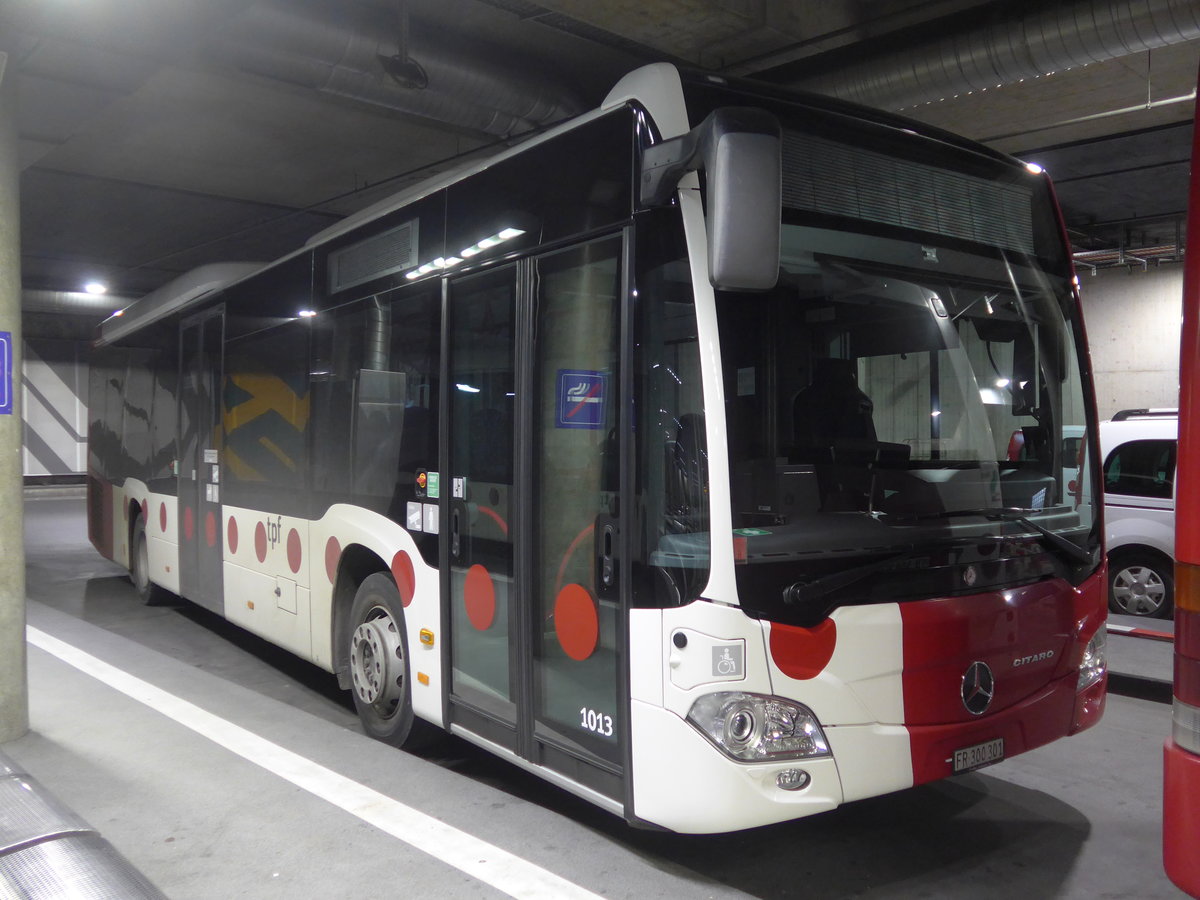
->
(27, 626, 603, 900)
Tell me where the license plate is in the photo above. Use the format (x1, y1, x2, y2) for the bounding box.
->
(953, 738, 1004, 773)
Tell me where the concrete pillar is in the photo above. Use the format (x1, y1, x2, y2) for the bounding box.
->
(0, 45, 29, 742)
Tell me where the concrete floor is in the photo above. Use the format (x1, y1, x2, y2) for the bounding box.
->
(3, 489, 1187, 899)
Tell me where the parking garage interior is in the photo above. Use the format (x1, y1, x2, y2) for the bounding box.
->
(2, 1, 1200, 897)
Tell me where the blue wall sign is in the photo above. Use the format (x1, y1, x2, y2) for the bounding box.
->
(556, 369, 607, 430)
(0, 331, 10, 415)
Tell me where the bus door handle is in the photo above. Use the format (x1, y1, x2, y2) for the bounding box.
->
(596, 517, 617, 597)
(450, 504, 462, 560)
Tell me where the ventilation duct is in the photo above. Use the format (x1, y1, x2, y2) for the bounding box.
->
(222, 0, 582, 138)
(793, 0, 1200, 110)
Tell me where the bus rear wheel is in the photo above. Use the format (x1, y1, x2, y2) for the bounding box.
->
(131, 516, 169, 605)
(347, 573, 439, 749)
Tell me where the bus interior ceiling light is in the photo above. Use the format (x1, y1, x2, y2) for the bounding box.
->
(84, 281, 107, 294)
(409, 228, 526, 277)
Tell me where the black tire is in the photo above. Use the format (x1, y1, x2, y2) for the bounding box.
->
(347, 572, 440, 749)
(131, 516, 170, 605)
(1108, 551, 1174, 619)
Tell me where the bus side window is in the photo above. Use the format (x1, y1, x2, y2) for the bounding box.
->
(222, 322, 311, 506)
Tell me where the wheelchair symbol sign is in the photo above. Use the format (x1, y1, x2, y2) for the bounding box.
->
(712, 643, 744, 679)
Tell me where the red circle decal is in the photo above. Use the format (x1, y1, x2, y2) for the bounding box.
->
(325, 537, 341, 585)
(255, 521, 267, 563)
(205, 511, 217, 548)
(159, 503, 167, 533)
(184, 507, 194, 541)
(554, 583, 598, 661)
(228, 516, 239, 554)
(391, 551, 416, 606)
(287, 528, 302, 574)
(464, 564, 496, 631)
(768, 619, 837, 681)
(141, 499, 149, 523)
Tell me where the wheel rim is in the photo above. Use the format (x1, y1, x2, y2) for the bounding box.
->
(1111, 565, 1167, 615)
(350, 604, 403, 713)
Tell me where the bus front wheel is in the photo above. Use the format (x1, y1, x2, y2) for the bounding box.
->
(347, 572, 439, 749)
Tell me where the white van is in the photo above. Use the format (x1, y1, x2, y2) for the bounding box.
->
(1099, 408, 1177, 618)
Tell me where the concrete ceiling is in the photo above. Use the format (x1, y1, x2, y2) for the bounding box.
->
(6, 0, 1200, 308)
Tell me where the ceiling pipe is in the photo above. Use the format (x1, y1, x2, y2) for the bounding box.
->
(792, 0, 1200, 110)
(220, 0, 582, 138)
(980, 90, 1197, 141)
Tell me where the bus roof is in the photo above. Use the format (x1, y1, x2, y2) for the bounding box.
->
(94, 62, 1031, 348)
(96, 261, 263, 347)
(299, 62, 692, 249)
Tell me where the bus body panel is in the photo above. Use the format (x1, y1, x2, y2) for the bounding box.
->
(659, 601, 775, 712)
(144, 489, 179, 595)
(676, 182, 738, 607)
(766, 603, 905, 726)
(1163, 67, 1200, 895)
(629, 699, 843, 833)
(221, 504, 314, 661)
(823, 722, 914, 804)
(628, 608, 664, 708)
(899, 581, 1079, 727)
(86, 469, 115, 562)
(309, 503, 445, 726)
(100, 478, 180, 596)
(223, 560, 312, 659)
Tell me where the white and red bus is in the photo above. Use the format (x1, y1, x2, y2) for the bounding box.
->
(87, 63, 1107, 833)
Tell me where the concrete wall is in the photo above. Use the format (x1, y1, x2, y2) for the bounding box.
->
(21, 337, 89, 477)
(1077, 263, 1183, 420)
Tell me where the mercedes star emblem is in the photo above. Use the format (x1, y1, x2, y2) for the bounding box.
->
(961, 661, 995, 716)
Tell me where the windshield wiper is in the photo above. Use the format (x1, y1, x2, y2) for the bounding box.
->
(886, 507, 1094, 567)
(783, 540, 975, 607)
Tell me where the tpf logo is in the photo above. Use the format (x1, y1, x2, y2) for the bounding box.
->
(265, 515, 283, 549)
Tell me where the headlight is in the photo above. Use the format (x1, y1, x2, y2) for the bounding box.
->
(686, 692, 831, 762)
(1078, 628, 1107, 691)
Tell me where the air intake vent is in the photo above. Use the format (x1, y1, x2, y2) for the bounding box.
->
(782, 132, 1034, 254)
(328, 220, 420, 293)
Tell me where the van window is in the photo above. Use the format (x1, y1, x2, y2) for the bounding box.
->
(1103, 439, 1176, 499)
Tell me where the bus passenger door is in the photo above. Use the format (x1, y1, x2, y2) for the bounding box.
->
(444, 238, 626, 801)
(445, 266, 519, 746)
(527, 236, 624, 796)
(177, 308, 225, 615)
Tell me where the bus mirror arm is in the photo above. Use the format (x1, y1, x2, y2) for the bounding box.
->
(639, 107, 782, 292)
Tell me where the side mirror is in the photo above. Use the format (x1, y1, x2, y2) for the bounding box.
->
(639, 107, 781, 292)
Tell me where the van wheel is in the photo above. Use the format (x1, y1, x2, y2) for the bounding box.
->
(347, 573, 440, 749)
(1108, 552, 1174, 618)
(131, 516, 169, 605)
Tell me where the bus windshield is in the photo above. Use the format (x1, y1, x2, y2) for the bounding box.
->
(713, 173, 1099, 626)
